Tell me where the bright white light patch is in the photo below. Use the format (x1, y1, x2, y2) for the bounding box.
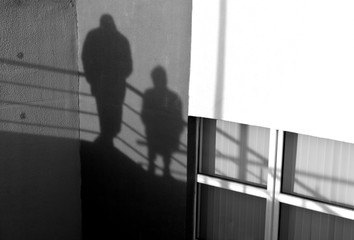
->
(189, 0, 354, 144)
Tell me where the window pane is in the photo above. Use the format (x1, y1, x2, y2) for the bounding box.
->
(200, 118, 270, 186)
(198, 184, 266, 240)
(282, 132, 354, 207)
(279, 204, 354, 240)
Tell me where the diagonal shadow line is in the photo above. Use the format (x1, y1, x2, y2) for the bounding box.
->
(1, 57, 189, 124)
(123, 102, 187, 149)
(215, 151, 354, 186)
(0, 118, 188, 169)
(293, 171, 354, 187)
(0, 119, 97, 134)
(226, 167, 339, 215)
(123, 102, 187, 148)
(0, 100, 189, 166)
(0, 57, 143, 98)
(0, 57, 188, 126)
(1, 99, 152, 124)
(291, 178, 339, 215)
(215, 165, 266, 185)
(0, 57, 188, 141)
(0, 99, 95, 115)
(0, 58, 84, 77)
(136, 140, 187, 168)
(216, 127, 268, 164)
(0, 99, 177, 152)
(215, 150, 268, 167)
(0, 118, 186, 177)
(0, 79, 90, 97)
(271, 166, 348, 215)
(0, 116, 167, 155)
(115, 136, 149, 162)
(1, 58, 189, 164)
(215, 159, 354, 196)
(204, 168, 339, 216)
(139, 162, 186, 178)
(121, 121, 145, 139)
(0, 58, 189, 124)
(293, 177, 330, 202)
(1, 97, 188, 152)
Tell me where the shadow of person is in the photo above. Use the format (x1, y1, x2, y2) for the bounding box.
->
(82, 14, 133, 146)
(141, 66, 184, 177)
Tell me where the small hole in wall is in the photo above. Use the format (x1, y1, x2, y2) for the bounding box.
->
(20, 112, 26, 120)
(17, 52, 24, 59)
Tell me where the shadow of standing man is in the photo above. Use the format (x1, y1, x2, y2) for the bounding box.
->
(82, 14, 133, 146)
(141, 66, 184, 177)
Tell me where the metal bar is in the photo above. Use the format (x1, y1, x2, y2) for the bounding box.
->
(264, 129, 278, 240)
(271, 130, 284, 240)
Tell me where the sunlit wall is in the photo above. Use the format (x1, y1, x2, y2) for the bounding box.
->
(189, 0, 354, 144)
(77, 0, 191, 181)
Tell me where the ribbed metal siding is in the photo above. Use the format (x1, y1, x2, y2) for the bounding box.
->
(214, 121, 270, 185)
(198, 185, 266, 240)
(287, 134, 354, 207)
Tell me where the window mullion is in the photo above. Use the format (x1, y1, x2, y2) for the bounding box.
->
(264, 129, 279, 240)
(271, 130, 284, 240)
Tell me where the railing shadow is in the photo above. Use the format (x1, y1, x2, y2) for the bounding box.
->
(1, 56, 188, 239)
(0, 57, 187, 172)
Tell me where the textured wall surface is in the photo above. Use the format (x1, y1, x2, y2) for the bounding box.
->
(78, 0, 191, 178)
(0, 0, 191, 238)
(0, 1, 81, 239)
(77, 0, 192, 239)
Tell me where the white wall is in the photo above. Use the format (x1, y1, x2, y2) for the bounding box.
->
(189, 0, 354, 144)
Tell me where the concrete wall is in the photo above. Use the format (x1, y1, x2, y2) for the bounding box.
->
(77, 0, 191, 239)
(0, 0, 191, 239)
(0, 1, 81, 239)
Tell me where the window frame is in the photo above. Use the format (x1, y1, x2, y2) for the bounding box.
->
(189, 117, 354, 240)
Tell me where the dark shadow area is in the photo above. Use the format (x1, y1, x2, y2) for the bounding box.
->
(0, 49, 189, 239)
(82, 14, 133, 146)
(141, 66, 184, 177)
(0, 8, 188, 237)
(81, 141, 186, 239)
(0, 132, 81, 240)
(81, 15, 186, 239)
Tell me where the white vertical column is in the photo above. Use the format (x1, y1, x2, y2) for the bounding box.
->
(272, 131, 284, 240)
(264, 129, 278, 240)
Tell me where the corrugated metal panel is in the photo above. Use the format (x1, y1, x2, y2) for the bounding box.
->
(288, 134, 354, 207)
(279, 204, 354, 240)
(198, 184, 266, 240)
(214, 120, 269, 185)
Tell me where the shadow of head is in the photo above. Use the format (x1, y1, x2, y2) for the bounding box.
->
(151, 66, 167, 89)
(100, 14, 117, 31)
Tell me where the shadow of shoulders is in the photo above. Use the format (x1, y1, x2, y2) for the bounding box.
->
(80, 140, 186, 240)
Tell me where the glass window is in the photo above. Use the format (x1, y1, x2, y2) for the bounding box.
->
(282, 132, 354, 208)
(200, 118, 270, 186)
(191, 117, 354, 240)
